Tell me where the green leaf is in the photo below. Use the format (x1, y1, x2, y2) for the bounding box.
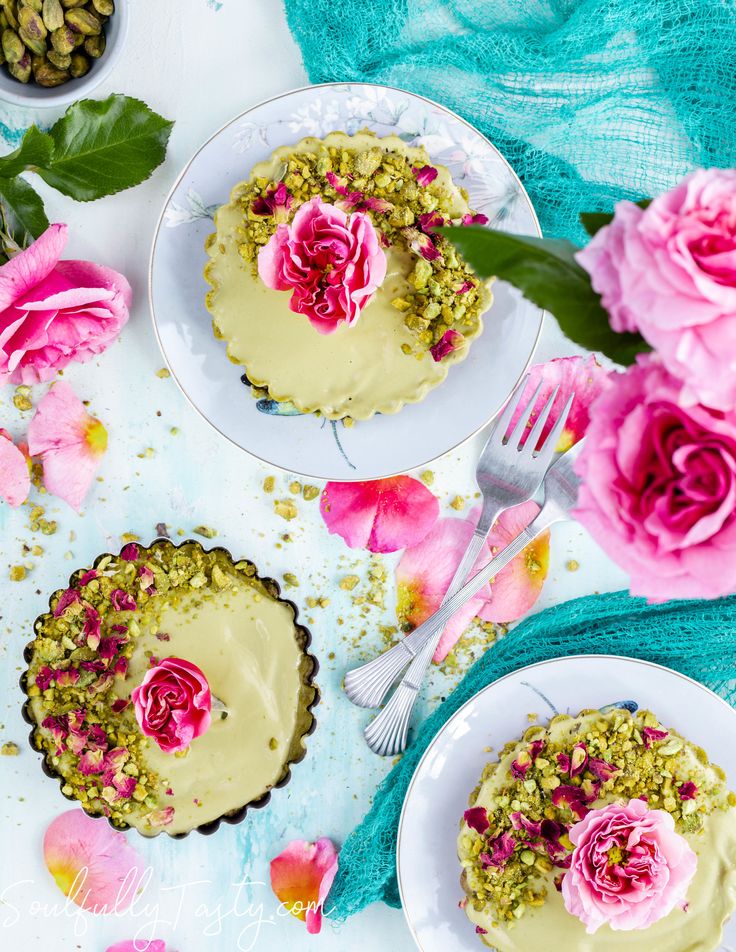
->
(0, 125, 55, 180)
(35, 94, 174, 202)
(580, 211, 614, 237)
(580, 198, 652, 237)
(441, 225, 648, 366)
(0, 177, 49, 252)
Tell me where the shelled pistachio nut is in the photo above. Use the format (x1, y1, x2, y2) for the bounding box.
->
(18, 5, 46, 38)
(45, 46, 67, 67)
(32, 54, 68, 84)
(64, 6, 99, 33)
(1, 26, 24, 62)
(41, 0, 63, 30)
(82, 28, 101, 55)
(19, 25, 46, 53)
(1, 1, 19, 31)
(49, 21, 73, 51)
(7, 46, 30, 80)
(68, 47, 87, 75)
(2, 0, 112, 86)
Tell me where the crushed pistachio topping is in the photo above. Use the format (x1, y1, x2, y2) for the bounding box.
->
(459, 707, 735, 924)
(235, 134, 487, 354)
(24, 541, 278, 831)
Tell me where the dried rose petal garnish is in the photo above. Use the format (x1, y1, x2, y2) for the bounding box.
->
(412, 165, 438, 187)
(464, 806, 490, 834)
(430, 328, 462, 362)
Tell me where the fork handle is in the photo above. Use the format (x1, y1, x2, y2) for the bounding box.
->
(344, 519, 500, 710)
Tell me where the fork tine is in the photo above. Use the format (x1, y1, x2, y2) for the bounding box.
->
(519, 385, 560, 456)
(488, 373, 531, 443)
(535, 391, 576, 466)
(504, 378, 544, 449)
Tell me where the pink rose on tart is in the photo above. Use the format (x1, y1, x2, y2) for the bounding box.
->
(131, 657, 212, 754)
(562, 799, 697, 934)
(258, 196, 387, 333)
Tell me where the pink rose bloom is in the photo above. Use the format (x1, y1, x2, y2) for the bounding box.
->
(258, 196, 386, 334)
(131, 657, 212, 754)
(577, 169, 736, 411)
(0, 223, 132, 386)
(562, 799, 697, 933)
(575, 357, 736, 601)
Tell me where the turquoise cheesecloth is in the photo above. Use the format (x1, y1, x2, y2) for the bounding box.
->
(326, 590, 736, 919)
(283, 0, 736, 243)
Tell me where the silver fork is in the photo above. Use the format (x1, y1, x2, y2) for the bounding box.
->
(364, 440, 584, 755)
(344, 375, 575, 710)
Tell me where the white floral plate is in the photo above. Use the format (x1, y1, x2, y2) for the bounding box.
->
(149, 83, 543, 480)
(397, 655, 736, 951)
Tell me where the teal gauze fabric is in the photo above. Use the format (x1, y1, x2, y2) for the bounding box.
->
(327, 590, 736, 919)
(283, 0, 736, 244)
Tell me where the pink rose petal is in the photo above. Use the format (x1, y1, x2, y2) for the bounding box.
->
(270, 838, 339, 935)
(476, 501, 550, 625)
(395, 508, 491, 661)
(562, 799, 697, 933)
(131, 657, 212, 754)
(258, 197, 386, 333)
(27, 381, 107, 511)
(106, 942, 168, 952)
(0, 224, 131, 386)
(464, 806, 490, 834)
(43, 810, 146, 913)
(0, 428, 30, 507)
(320, 476, 439, 553)
(412, 165, 438, 187)
(507, 355, 609, 453)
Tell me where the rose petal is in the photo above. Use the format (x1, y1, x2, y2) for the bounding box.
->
(43, 810, 145, 913)
(0, 428, 30, 507)
(476, 501, 550, 625)
(464, 806, 490, 834)
(270, 838, 339, 935)
(395, 508, 491, 661)
(507, 355, 609, 452)
(27, 381, 107, 511)
(0, 223, 67, 313)
(320, 476, 439, 553)
(106, 942, 167, 952)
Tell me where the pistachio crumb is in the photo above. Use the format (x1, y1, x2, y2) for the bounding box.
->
(9, 565, 26, 582)
(1, 742, 20, 756)
(274, 499, 298, 521)
(263, 476, 275, 493)
(193, 525, 217, 539)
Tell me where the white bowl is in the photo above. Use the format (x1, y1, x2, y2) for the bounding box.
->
(0, 1, 129, 109)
